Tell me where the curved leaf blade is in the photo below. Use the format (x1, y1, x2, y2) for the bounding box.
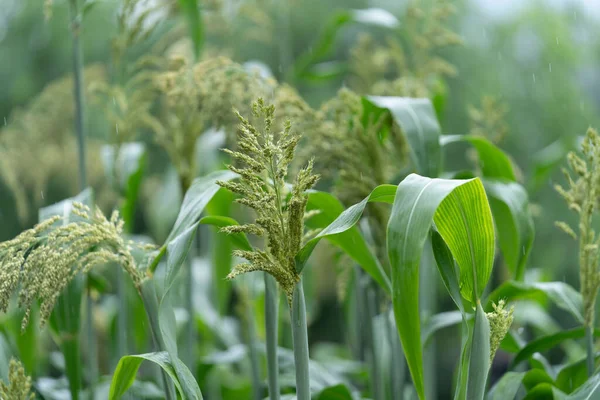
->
(488, 372, 526, 400)
(441, 135, 516, 181)
(297, 185, 396, 294)
(199, 216, 252, 251)
(109, 352, 183, 400)
(387, 174, 495, 399)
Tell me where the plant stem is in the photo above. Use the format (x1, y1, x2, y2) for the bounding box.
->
(264, 273, 280, 400)
(68, 0, 93, 397)
(291, 281, 310, 400)
(365, 285, 383, 400)
(140, 280, 176, 400)
(586, 324, 595, 376)
(245, 297, 262, 400)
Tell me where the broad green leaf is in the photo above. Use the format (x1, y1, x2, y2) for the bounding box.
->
(387, 174, 495, 399)
(486, 281, 583, 324)
(315, 383, 354, 400)
(483, 180, 534, 280)
(178, 0, 203, 59)
(167, 170, 237, 242)
(488, 371, 526, 400)
(466, 303, 491, 400)
(365, 96, 442, 177)
(109, 352, 183, 399)
(441, 135, 516, 181)
(199, 216, 252, 252)
(512, 328, 600, 366)
(522, 368, 554, 390)
(297, 185, 396, 295)
(566, 373, 600, 399)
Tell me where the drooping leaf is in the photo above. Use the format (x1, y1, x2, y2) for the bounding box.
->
(486, 281, 583, 324)
(297, 186, 396, 294)
(387, 174, 495, 399)
(109, 352, 183, 399)
(441, 135, 516, 181)
(512, 328, 600, 366)
(166, 170, 238, 242)
(364, 96, 442, 177)
(483, 180, 534, 280)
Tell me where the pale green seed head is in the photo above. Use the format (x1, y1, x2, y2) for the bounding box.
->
(218, 98, 319, 303)
(0, 359, 35, 400)
(487, 300, 514, 363)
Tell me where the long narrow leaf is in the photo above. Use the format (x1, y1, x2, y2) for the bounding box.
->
(466, 303, 490, 400)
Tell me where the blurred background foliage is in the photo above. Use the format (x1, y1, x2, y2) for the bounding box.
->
(1, 0, 600, 397)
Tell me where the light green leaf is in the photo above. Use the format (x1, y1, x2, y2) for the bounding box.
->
(483, 180, 534, 280)
(365, 96, 442, 177)
(109, 352, 183, 399)
(488, 371, 526, 400)
(387, 174, 495, 399)
(486, 281, 583, 324)
(166, 170, 238, 242)
(466, 303, 490, 400)
(297, 185, 396, 294)
(441, 135, 516, 181)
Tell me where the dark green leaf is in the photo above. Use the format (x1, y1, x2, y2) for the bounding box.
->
(566, 372, 600, 399)
(199, 216, 252, 252)
(178, 0, 203, 59)
(315, 383, 354, 400)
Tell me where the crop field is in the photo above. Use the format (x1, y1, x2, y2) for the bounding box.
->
(1, 0, 600, 399)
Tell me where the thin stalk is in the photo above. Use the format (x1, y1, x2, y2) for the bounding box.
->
(385, 309, 405, 400)
(140, 280, 176, 400)
(179, 177, 196, 371)
(68, 0, 93, 397)
(291, 281, 310, 400)
(586, 324, 595, 376)
(365, 285, 383, 400)
(245, 297, 262, 400)
(264, 273, 280, 400)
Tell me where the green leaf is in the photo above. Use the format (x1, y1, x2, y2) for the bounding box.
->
(109, 352, 183, 399)
(199, 216, 252, 252)
(297, 185, 396, 294)
(565, 373, 600, 399)
(178, 0, 203, 59)
(365, 96, 442, 177)
(483, 180, 534, 280)
(523, 383, 566, 400)
(165, 223, 198, 293)
(167, 170, 237, 242)
(441, 135, 516, 181)
(431, 230, 466, 315)
(466, 303, 491, 400)
(488, 372, 526, 400)
(387, 174, 495, 399)
(315, 383, 354, 400)
(486, 281, 583, 324)
(512, 328, 600, 366)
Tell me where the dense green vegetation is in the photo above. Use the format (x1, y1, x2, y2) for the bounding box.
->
(1, 0, 600, 399)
